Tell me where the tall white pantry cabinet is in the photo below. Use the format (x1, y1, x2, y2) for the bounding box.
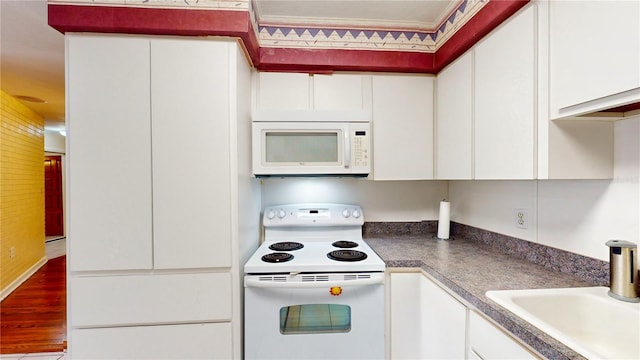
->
(66, 34, 259, 359)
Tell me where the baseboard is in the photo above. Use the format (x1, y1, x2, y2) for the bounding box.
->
(0, 255, 48, 301)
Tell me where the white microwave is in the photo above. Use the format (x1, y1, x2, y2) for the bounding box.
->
(252, 110, 371, 176)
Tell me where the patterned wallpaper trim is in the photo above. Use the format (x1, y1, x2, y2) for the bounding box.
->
(49, 0, 488, 53)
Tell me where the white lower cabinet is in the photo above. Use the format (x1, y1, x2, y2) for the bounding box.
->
(71, 323, 232, 359)
(389, 272, 466, 359)
(389, 272, 422, 358)
(390, 272, 538, 360)
(468, 311, 539, 359)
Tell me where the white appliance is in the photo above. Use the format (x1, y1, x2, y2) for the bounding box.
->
(252, 110, 371, 176)
(244, 203, 385, 360)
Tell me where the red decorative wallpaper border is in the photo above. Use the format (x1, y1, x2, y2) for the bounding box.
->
(48, 1, 529, 73)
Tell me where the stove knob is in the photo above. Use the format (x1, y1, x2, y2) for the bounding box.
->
(266, 210, 276, 220)
(352, 209, 361, 219)
(277, 209, 287, 219)
(342, 209, 351, 218)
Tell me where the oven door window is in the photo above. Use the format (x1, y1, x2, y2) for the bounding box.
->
(279, 304, 351, 334)
(265, 132, 340, 164)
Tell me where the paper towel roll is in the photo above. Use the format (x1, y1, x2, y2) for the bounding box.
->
(437, 200, 450, 240)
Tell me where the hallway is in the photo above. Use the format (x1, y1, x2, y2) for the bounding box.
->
(0, 254, 66, 355)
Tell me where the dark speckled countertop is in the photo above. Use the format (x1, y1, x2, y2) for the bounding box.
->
(364, 233, 601, 360)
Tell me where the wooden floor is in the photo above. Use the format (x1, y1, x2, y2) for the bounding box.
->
(1, 256, 67, 354)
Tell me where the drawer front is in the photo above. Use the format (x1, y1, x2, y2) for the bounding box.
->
(71, 272, 231, 327)
(71, 322, 232, 359)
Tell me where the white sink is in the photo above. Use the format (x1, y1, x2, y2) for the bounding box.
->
(486, 286, 640, 359)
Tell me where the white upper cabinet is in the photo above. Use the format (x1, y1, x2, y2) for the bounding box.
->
(372, 74, 435, 180)
(313, 73, 372, 110)
(67, 35, 153, 272)
(150, 39, 232, 269)
(436, 51, 473, 179)
(434, 1, 613, 180)
(549, 0, 640, 119)
(255, 72, 370, 111)
(538, 0, 614, 179)
(474, 5, 535, 180)
(256, 72, 310, 109)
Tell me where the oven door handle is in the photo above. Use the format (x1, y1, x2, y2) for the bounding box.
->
(245, 275, 384, 288)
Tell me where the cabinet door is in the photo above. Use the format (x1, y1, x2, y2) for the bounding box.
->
(419, 275, 467, 359)
(151, 39, 232, 269)
(70, 272, 231, 327)
(71, 323, 232, 359)
(475, 6, 535, 179)
(389, 273, 423, 359)
(256, 72, 310, 109)
(436, 51, 473, 179)
(313, 73, 370, 110)
(372, 75, 434, 180)
(389, 273, 466, 359)
(549, 1, 640, 118)
(468, 311, 539, 359)
(67, 35, 153, 271)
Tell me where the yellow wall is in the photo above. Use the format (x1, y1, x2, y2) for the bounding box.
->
(1, 90, 46, 291)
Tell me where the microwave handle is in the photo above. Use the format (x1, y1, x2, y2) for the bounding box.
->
(344, 130, 351, 169)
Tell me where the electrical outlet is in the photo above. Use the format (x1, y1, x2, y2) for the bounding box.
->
(10, 246, 15, 259)
(515, 208, 528, 229)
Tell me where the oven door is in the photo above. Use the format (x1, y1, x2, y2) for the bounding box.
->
(244, 273, 384, 360)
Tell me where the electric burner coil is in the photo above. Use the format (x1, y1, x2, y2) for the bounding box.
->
(327, 250, 368, 262)
(332, 240, 359, 248)
(262, 252, 294, 263)
(269, 242, 304, 251)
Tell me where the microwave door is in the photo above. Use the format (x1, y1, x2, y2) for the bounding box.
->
(265, 131, 341, 165)
(252, 122, 369, 176)
(256, 124, 345, 175)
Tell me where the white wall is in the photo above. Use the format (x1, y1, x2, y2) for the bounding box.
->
(261, 178, 448, 222)
(450, 116, 640, 261)
(447, 180, 538, 241)
(44, 129, 66, 153)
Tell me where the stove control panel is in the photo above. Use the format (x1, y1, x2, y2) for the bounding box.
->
(263, 203, 364, 227)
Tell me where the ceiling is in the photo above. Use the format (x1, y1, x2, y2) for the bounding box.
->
(254, 0, 460, 30)
(0, 0, 465, 129)
(1, 0, 65, 130)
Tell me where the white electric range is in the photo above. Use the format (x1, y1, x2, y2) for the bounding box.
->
(244, 203, 385, 360)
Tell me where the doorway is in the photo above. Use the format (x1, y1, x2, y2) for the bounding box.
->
(45, 155, 64, 238)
